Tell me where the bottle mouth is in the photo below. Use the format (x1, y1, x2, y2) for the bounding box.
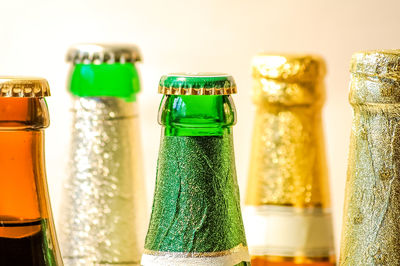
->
(350, 50, 400, 80)
(349, 73, 400, 105)
(349, 50, 400, 105)
(251, 53, 326, 82)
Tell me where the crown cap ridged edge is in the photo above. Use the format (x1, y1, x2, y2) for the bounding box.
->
(66, 43, 142, 65)
(0, 77, 50, 97)
(158, 73, 237, 95)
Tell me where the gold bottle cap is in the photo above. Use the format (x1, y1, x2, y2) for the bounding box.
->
(66, 43, 142, 64)
(158, 73, 237, 95)
(252, 54, 326, 82)
(350, 50, 400, 105)
(251, 54, 326, 106)
(0, 77, 50, 97)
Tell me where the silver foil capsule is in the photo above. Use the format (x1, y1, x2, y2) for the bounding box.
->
(59, 44, 146, 266)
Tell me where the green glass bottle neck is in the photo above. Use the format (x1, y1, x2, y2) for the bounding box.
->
(68, 63, 140, 102)
(158, 95, 236, 136)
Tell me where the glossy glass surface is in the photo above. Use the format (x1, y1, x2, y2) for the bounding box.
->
(0, 98, 63, 266)
(158, 95, 236, 136)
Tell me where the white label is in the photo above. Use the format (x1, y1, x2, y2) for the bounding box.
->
(243, 205, 335, 257)
(141, 244, 250, 266)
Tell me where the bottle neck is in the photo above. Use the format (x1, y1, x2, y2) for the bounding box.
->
(252, 78, 325, 107)
(69, 63, 141, 102)
(246, 97, 329, 208)
(0, 98, 49, 221)
(158, 95, 236, 137)
(340, 91, 400, 265)
(71, 96, 138, 119)
(146, 95, 248, 260)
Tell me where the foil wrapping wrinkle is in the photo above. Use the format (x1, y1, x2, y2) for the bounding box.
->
(144, 135, 249, 265)
(246, 79, 330, 208)
(341, 51, 400, 265)
(340, 103, 400, 265)
(340, 81, 400, 265)
(59, 97, 146, 266)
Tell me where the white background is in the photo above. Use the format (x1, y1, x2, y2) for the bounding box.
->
(1, 0, 399, 256)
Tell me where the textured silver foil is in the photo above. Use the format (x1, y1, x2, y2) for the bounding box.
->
(59, 97, 146, 266)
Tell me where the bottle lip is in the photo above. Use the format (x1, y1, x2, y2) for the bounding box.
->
(349, 50, 400, 105)
(252, 79, 325, 107)
(0, 77, 50, 98)
(252, 53, 326, 82)
(158, 73, 237, 95)
(350, 49, 400, 80)
(66, 43, 142, 65)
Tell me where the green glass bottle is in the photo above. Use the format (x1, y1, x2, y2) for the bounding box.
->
(59, 44, 146, 265)
(141, 73, 250, 266)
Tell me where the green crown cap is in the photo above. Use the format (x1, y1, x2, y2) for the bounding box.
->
(66, 43, 141, 102)
(159, 73, 237, 95)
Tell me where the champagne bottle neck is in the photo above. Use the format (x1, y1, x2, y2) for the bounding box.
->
(340, 50, 400, 265)
(246, 97, 329, 208)
(60, 96, 145, 265)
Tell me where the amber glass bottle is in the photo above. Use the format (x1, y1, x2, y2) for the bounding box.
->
(245, 55, 335, 265)
(0, 77, 63, 266)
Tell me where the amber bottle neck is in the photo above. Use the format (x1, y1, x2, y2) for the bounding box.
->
(0, 98, 49, 221)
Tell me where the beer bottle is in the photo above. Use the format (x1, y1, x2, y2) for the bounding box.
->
(0, 77, 63, 265)
(141, 73, 250, 266)
(340, 50, 400, 265)
(59, 44, 146, 265)
(245, 54, 335, 265)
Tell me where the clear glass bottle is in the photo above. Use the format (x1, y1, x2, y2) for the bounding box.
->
(141, 73, 250, 266)
(0, 77, 63, 265)
(59, 44, 146, 265)
(245, 54, 335, 265)
(340, 50, 400, 265)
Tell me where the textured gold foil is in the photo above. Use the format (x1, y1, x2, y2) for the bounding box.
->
(0, 77, 50, 97)
(340, 50, 400, 265)
(246, 54, 330, 208)
(252, 54, 326, 82)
